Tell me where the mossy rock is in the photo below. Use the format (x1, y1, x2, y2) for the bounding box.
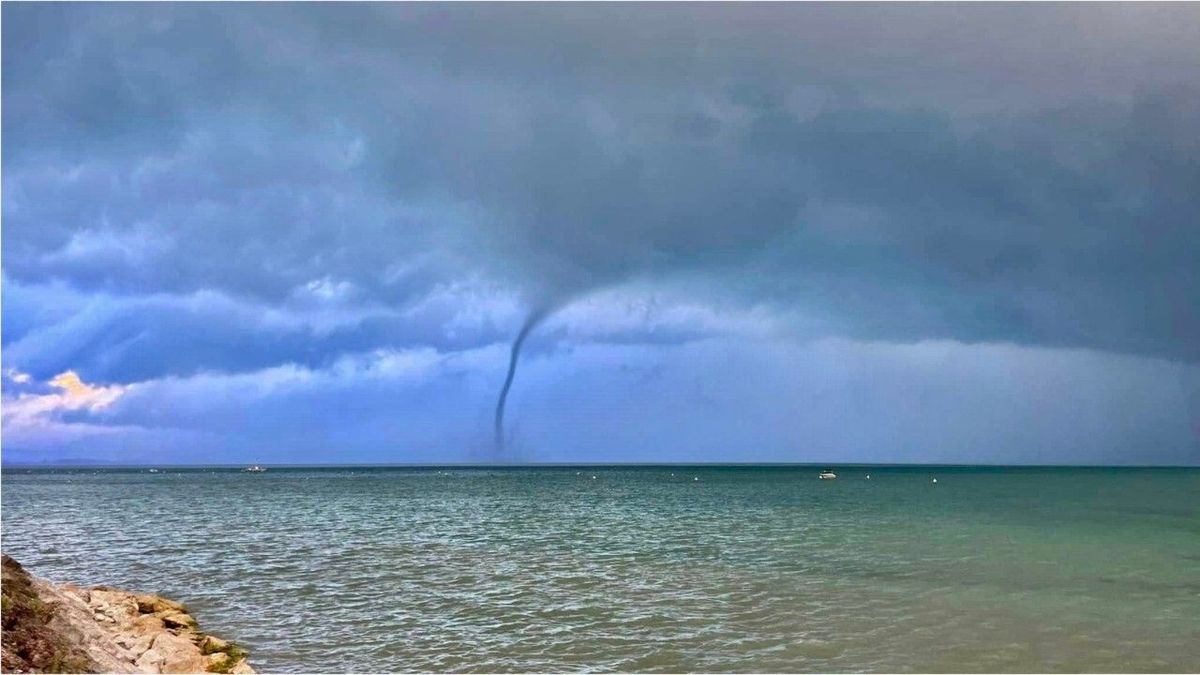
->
(202, 636, 248, 673)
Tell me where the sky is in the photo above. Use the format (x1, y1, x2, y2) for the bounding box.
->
(2, 3, 1198, 466)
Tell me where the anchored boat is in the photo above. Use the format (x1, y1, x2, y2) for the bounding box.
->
(819, 469, 837, 480)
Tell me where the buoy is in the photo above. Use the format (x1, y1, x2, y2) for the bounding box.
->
(592, 475, 597, 479)
(932, 478, 938, 483)
(694, 477, 700, 481)
(866, 474, 871, 480)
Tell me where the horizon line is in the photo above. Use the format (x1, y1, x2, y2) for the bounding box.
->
(3, 461, 1197, 470)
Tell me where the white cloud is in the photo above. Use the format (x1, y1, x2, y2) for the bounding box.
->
(6, 369, 32, 384)
(294, 276, 358, 304)
(41, 226, 173, 268)
(2, 370, 132, 450)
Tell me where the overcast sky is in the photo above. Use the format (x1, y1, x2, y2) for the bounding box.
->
(3, 3, 1198, 465)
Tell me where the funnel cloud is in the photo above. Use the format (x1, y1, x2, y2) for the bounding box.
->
(494, 305, 555, 456)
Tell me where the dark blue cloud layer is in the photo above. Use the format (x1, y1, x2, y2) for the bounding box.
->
(5, 4, 1198, 362)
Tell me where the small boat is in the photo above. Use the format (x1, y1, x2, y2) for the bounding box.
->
(148, 469, 160, 474)
(819, 470, 837, 480)
(243, 465, 267, 473)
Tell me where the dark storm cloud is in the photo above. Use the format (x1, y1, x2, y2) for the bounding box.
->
(3, 2, 1199, 371)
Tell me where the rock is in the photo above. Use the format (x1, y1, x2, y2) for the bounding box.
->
(1, 555, 254, 673)
(116, 632, 154, 653)
(134, 647, 165, 672)
(1, 556, 93, 673)
(152, 631, 209, 673)
(160, 611, 197, 631)
(137, 595, 186, 615)
(133, 612, 167, 635)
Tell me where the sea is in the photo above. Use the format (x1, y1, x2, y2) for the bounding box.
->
(2, 465, 1197, 673)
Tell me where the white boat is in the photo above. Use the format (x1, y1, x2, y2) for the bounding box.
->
(819, 470, 837, 480)
(243, 465, 267, 473)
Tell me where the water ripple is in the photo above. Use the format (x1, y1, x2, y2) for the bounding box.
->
(3, 466, 1198, 672)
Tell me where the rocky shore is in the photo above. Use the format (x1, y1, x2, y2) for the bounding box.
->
(2, 556, 253, 674)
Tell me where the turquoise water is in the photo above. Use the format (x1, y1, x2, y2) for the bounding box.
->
(2, 466, 1198, 672)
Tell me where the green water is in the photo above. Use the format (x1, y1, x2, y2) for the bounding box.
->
(2, 466, 1197, 672)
